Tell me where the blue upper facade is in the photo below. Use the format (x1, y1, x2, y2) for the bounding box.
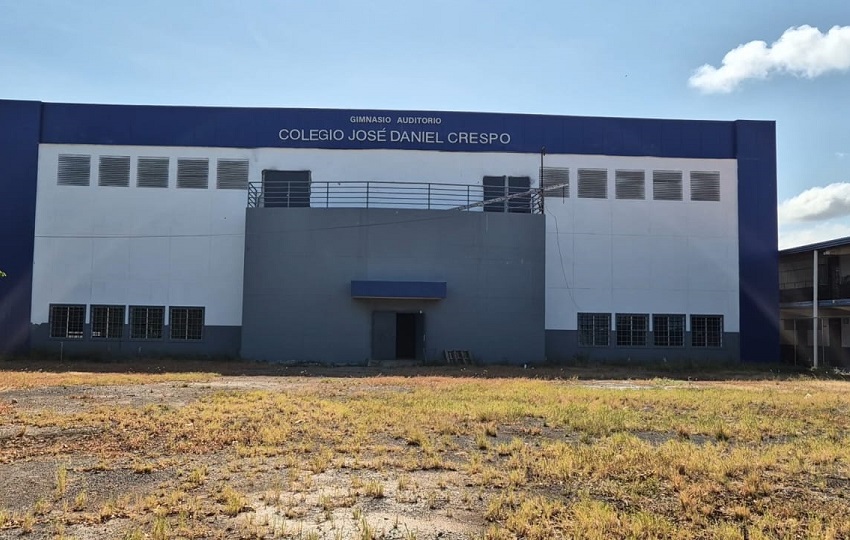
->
(38, 101, 740, 157)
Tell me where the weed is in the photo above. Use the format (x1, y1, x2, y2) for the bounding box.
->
(72, 490, 88, 511)
(218, 484, 247, 516)
(358, 517, 375, 540)
(21, 512, 35, 533)
(122, 527, 145, 540)
(475, 432, 490, 450)
(402, 427, 427, 447)
(53, 520, 67, 539)
(33, 497, 50, 516)
(364, 480, 384, 499)
(132, 461, 153, 474)
(715, 424, 731, 442)
(151, 514, 169, 540)
(55, 464, 68, 497)
(187, 465, 207, 487)
(396, 474, 410, 491)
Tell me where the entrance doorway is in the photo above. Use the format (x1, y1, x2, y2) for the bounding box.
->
(372, 311, 425, 361)
(395, 313, 417, 359)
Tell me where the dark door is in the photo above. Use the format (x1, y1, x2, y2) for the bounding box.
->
(395, 313, 417, 359)
(262, 170, 311, 208)
(483, 175, 507, 212)
(372, 311, 396, 361)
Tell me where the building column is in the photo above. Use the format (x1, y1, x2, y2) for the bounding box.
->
(813, 249, 819, 369)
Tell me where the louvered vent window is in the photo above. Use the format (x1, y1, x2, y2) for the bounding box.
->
(690, 171, 720, 202)
(217, 159, 249, 190)
(540, 167, 569, 198)
(177, 158, 209, 189)
(577, 168, 607, 199)
(137, 157, 169, 188)
(98, 156, 130, 187)
(615, 170, 645, 200)
(57, 154, 91, 186)
(653, 170, 683, 201)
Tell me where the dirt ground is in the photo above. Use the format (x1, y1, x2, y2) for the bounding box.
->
(0, 360, 848, 539)
(0, 368, 494, 539)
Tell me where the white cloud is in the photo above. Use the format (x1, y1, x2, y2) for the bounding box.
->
(779, 221, 850, 249)
(778, 183, 850, 223)
(689, 25, 850, 93)
(837, 152, 848, 159)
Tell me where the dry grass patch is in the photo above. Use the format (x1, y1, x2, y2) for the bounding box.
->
(1, 367, 849, 538)
(0, 369, 218, 390)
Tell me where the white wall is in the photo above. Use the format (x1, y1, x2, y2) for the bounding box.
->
(542, 154, 739, 332)
(33, 145, 249, 326)
(33, 144, 738, 333)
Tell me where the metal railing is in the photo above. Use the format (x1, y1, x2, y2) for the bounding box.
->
(247, 181, 544, 213)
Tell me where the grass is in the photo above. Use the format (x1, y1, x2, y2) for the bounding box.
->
(218, 484, 247, 516)
(1, 367, 849, 538)
(0, 369, 218, 390)
(55, 464, 68, 498)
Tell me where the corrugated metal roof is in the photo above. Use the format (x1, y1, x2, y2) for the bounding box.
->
(780, 236, 850, 255)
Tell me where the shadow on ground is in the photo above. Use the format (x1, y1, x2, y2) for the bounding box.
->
(0, 355, 831, 381)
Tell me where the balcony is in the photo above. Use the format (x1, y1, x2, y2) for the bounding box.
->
(247, 181, 544, 213)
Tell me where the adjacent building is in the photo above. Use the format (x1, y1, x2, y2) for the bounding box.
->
(780, 237, 850, 367)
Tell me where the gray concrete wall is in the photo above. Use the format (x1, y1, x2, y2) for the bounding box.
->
(29, 324, 241, 358)
(545, 330, 741, 364)
(241, 208, 546, 365)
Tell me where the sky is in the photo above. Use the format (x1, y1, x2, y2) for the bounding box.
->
(1, 0, 848, 248)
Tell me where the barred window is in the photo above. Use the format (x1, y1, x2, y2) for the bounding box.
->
(653, 314, 685, 347)
(130, 306, 164, 339)
(691, 315, 723, 347)
(169, 307, 204, 340)
(578, 313, 610, 346)
(49, 305, 86, 339)
(91, 305, 124, 339)
(616, 314, 648, 346)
